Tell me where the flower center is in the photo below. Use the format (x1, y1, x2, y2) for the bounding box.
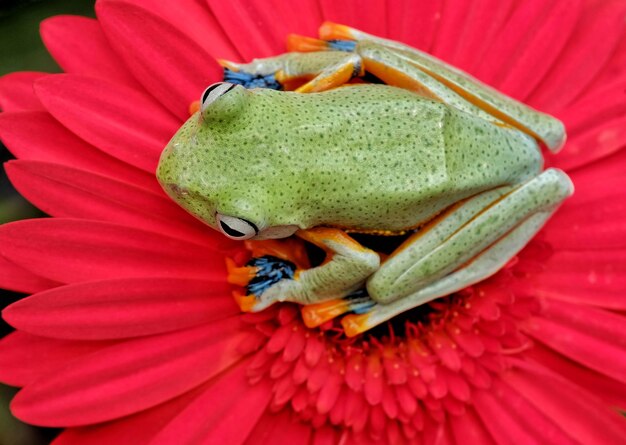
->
(228, 236, 541, 441)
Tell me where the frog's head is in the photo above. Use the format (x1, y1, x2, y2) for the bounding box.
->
(157, 82, 301, 241)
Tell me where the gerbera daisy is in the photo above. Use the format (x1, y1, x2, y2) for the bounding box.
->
(1, 0, 626, 444)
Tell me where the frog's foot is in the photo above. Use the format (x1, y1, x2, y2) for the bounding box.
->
(341, 169, 573, 336)
(227, 230, 378, 313)
(230, 255, 297, 312)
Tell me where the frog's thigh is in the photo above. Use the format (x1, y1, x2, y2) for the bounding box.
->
(366, 169, 574, 304)
(344, 208, 556, 337)
(322, 23, 564, 151)
(357, 42, 509, 130)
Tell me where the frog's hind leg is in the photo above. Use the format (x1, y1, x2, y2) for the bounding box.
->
(319, 22, 565, 152)
(220, 51, 363, 93)
(341, 168, 573, 337)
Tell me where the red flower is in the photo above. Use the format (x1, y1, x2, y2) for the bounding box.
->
(1, 0, 626, 443)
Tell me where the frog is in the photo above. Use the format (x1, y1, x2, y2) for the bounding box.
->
(156, 22, 573, 337)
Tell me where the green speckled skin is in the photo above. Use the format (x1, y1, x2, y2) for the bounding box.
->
(156, 28, 573, 322)
(157, 84, 541, 234)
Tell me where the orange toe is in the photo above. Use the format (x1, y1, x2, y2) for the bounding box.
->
(287, 34, 329, 52)
(319, 22, 355, 41)
(301, 299, 351, 328)
(341, 313, 371, 337)
(233, 291, 258, 313)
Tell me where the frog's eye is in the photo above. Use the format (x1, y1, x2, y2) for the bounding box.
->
(216, 213, 258, 240)
(200, 82, 236, 113)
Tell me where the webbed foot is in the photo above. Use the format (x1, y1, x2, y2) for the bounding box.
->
(233, 255, 297, 312)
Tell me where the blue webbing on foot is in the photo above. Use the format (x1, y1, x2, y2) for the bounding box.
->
(224, 68, 282, 90)
(246, 255, 296, 298)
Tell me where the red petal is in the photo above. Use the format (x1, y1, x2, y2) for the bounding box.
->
(473, 388, 552, 445)
(307, 358, 330, 393)
(566, 147, 626, 185)
(265, 0, 323, 43)
(12, 319, 247, 426)
(5, 160, 212, 244)
(446, 323, 485, 358)
(429, 0, 475, 63)
(450, 408, 496, 445)
(345, 353, 364, 391)
(525, 249, 626, 309)
(303, 333, 325, 367)
(0, 254, 59, 294)
(558, 78, 626, 136)
(427, 330, 461, 371)
(34, 74, 179, 172)
(265, 323, 293, 354)
(364, 353, 383, 405)
(542, 197, 626, 250)
(496, 0, 583, 100)
(528, 343, 626, 409)
(205, 0, 307, 60)
(386, 0, 444, 52)
(472, 0, 553, 90)
(243, 411, 313, 445)
(320, 0, 388, 36)
(282, 324, 306, 362)
(0, 72, 46, 111)
(0, 218, 225, 283)
(547, 117, 626, 171)
(431, 0, 515, 75)
(272, 373, 298, 406)
(40, 16, 140, 88)
(3, 277, 238, 340)
(443, 0, 513, 73)
(443, 369, 471, 402)
(52, 383, 211, 445)
(394, 385, 417, 416)
(589, 22, 626, 89)
(504, 363, 626, 444)
(316, 369, 343, 414)
(493, 379, 576, 444)
(524, 301, 626, 383)
(0, 111, 156, 191)
(97, 1, 222, 120)
(567, 166, 626, 204)
(149, 359, 272, 445)
(127, 0, 240, 61)
(0, 332, 113, 387)
(311, 426, 339, 445)
(527, 0, 626, 113)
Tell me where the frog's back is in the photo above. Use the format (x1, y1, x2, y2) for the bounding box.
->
(210, 85, 542, 231)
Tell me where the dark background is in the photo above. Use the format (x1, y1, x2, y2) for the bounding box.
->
(0, 1, 95, 443)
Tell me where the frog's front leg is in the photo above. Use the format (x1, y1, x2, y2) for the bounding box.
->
(341, 169, 573, 336)
(221, 51, 363, 93)
(239, 228, 379, 312)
